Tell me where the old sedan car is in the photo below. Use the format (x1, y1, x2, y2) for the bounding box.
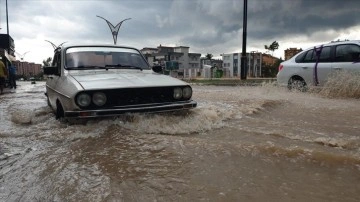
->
(43, 44, 197, 122)
(277, 40, 360, 90)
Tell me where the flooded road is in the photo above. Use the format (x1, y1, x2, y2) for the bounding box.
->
(0, 81, 359, 201)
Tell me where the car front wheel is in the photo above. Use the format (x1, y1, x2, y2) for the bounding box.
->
(288, 78, 307, 92)
(56, 101, 65, 120)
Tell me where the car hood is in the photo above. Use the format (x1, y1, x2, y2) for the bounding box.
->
(69, 70, 188, 90)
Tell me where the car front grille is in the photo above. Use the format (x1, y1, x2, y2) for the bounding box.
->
(80, 86, 190, 110)
(108, 87, 176, 107)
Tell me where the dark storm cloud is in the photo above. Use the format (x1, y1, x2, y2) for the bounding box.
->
(1, 0, 359, 62)
(150, 0, 359, 48)
(246, 0, 360, 41)
(5, 0, 360, 42)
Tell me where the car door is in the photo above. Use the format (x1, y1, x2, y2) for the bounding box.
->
(297, 46, 332, 86)
(333, 44, 360, 73)
(46, 51, 62, 107)
(294, 49, 314, 86)
(314, 46, 332, 85)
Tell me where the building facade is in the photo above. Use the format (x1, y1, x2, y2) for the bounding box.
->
(200, 59, 226, 78)
(141, 45, 201, 78)
(12, 60, 42, 78)
(284, 48, 302, 60)
(222, 52, 279, 78)
(222, 53, 240, 78)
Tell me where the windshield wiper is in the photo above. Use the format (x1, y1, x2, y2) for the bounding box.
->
(105, 64, 143, 71)
(67, 65, 106, 70)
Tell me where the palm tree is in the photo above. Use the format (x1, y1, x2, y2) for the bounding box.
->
(264, 41, 279, 56)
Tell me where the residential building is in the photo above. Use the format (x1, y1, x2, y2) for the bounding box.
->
(200, 58, 223, 69)
(284, 48, 302, 60)
(222, 52, 279, 78)
(12, 60, 42, 78)
(141, 47, 158, 66)
(200, 58, 227, 78)
(199, 58, 225, 78)
(141, 45, 201, 78)
(262, 53, 278, 65)
(222, 53, 240, 78)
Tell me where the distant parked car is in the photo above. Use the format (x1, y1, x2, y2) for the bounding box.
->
(277, 40, 360, 90)
(30, 77, 36, 84)
(43, 43, 197, 123)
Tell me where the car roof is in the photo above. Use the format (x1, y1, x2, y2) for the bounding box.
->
(317, 40, 360, 48)
(301, 40, 360, 51)
(57, 43, 139, 51)
(285, 40, 360, 62)
(327, 40, 360, 45)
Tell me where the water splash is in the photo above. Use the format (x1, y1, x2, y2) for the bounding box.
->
(316, 71, 360, 99)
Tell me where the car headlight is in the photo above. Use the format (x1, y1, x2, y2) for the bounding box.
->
(182, 87, 192, 99)
(76, 93, 91, 107)
(173, 87, 183, 99)
(92, 92, 107, 106)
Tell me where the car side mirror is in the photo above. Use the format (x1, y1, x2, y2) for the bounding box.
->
(43, 66, 59, 76)
(152, 65, 163, 73)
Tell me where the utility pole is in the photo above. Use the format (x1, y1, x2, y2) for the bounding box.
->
(6, 0, 9, 35)
(240, 0, 248, 80)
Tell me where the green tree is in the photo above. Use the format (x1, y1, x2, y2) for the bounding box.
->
(42, 57, 52, 66)
(261, 57, 284, 78)
(264, 41, 279, 55)
(205, 53, 213, 60)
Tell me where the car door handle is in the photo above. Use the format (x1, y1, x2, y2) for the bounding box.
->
(302, 66, 308, 69)
(333, 67, 342, 70)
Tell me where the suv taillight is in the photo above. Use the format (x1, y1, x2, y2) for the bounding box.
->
(278, 64, 283, 72)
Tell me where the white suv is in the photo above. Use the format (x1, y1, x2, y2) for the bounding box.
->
(277, 40, 360, 90)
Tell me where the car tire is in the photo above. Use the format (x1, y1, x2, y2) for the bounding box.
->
(55, 101, 86, 125)
(288, 78, 307, 92)
(47, 96, 51, 107)
(56, 101, 65, 119)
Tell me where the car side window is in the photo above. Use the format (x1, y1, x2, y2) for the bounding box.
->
(335, 44, 360, 62)
(295, 51, 307, 63)
(301, 47, 331, 63)
(52, 52, 60, 67)
(318, 46, 331, 62)
(303, 50, 315, 62)
(51, 51, 61, 75)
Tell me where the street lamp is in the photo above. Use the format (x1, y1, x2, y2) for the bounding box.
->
(240, 0, 248, 80)
(45, 40, 67, 49)
(96, 15, 131, 45)
(6, 0, 9, 35)
(15, 51, 29, 61)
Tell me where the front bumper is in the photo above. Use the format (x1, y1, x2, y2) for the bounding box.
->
(64, 100, 197, 118)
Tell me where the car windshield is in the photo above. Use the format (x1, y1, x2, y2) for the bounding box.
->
(65, 46, 150, 70)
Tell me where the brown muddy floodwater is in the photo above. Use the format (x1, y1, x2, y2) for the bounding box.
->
(0, 81, 359, 202)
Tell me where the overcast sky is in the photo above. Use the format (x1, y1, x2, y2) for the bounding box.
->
(1, 0, 359, 64)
